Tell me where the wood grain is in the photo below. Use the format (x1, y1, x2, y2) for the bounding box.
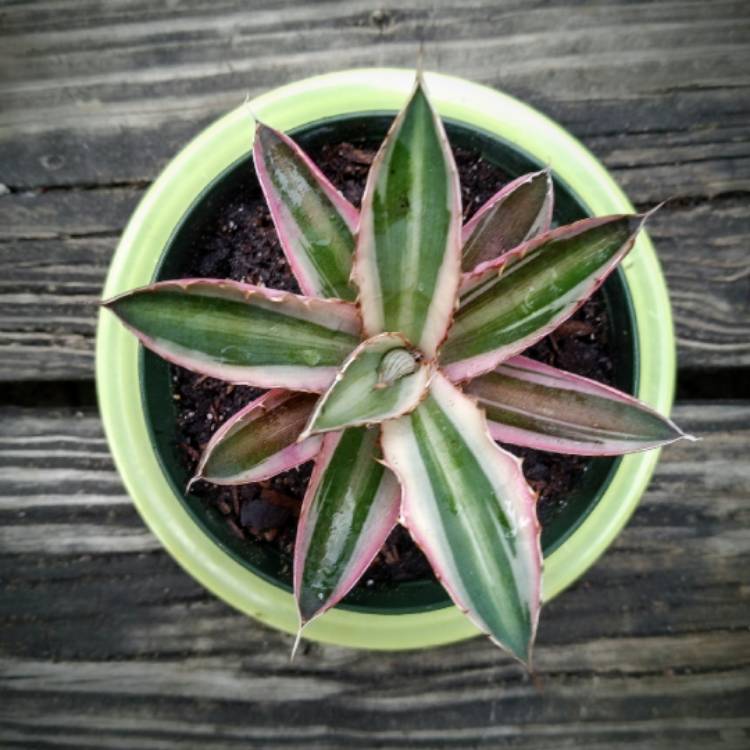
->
(1, 2, 748, 746)
(1, 403, 748, 748)
(0, 0, 749, 379)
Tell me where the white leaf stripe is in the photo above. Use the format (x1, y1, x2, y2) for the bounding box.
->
(353, 78, 462, 357)
(253, 123, 358, 300)
(300, 332, 433, 438)
(467, 356, 690, 455)
(293, 427, 400, 626)
(461, 169, 553, 272)
(193, 390, 322, 484)
(104, 279, 361, 391)
(442, 214, 645, 383)
(381, 372, 541, 663)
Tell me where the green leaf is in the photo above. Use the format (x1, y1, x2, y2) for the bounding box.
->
(467, 356, 693, 455)
(381, 371, 541, 664)
(103, 279, 361, 391)
(300, 332, 433, 437)
(193, 390, 321, 485)
(253, 123, 358, 301)
(442, 214, 645, 382)
(462, 169, 553, 272)
(294, 427, 400, 627)
(352, 77, 462, 357)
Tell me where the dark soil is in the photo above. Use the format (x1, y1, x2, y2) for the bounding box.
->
(170, 137, 614, 588)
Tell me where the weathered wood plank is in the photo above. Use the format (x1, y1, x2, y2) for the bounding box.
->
(0, 188, 140, 239)
(2, 3, 749, 194)
(649, 198, 750, 368)
(0, 403, 748, 748)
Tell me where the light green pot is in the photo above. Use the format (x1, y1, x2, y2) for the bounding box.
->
(97, 68, 675, 650)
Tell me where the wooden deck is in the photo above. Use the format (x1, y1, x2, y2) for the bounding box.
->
(1, 1, 749, 747)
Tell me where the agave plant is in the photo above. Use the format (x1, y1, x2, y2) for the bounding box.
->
(103, 74, 692, 665)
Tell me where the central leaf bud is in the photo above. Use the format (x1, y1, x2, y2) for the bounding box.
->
(376, 347, 419, 389)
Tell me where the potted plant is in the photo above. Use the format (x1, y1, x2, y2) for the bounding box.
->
(97, 68, 690, 658)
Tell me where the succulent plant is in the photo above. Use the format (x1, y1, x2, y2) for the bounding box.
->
(103, 74, 693, 665)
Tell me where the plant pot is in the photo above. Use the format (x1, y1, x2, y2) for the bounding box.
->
(97, 68, 676, 650)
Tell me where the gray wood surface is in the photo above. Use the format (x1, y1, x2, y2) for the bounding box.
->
(1, 1, 749, 747)
(1, 403, 749, 748)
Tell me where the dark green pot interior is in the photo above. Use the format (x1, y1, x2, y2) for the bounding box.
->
(141, 113, 638, 614)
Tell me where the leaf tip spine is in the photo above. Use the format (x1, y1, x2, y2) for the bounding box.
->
(296, 425, 314, 443)
(415, 45, 426, 83)
(248, 107, 267, 129)
(290, 625, 305, 662)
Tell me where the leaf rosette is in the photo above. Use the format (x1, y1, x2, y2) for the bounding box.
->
(104, 73, 693, 664)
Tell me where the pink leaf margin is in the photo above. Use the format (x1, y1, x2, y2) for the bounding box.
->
(461, 168, 553, 252)
(351, 75, 463, 358)
(478, 356, 696, 455)
(191, 389, 323, 486)
(298, 331, 435, 440)
(103, 278, 361, 392)
(381, 372, 542, 665)
(253, 121, 359, 298)
(445, 212, 650, 383)
(293, 430, 400, 629)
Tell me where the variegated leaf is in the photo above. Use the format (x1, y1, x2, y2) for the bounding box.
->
(192, 390, 321, 485)
(442, 214, 646, 382)
(381, 371, 541, 664)
(352, 77, 462, 357)
(253, 122, 358, 301)
(467, 356, 693, 455)
(294, 427, 400, 627)
(300, 332, 433, 437)
(462, 169, 553, 272)
(103, 279, 360, 391)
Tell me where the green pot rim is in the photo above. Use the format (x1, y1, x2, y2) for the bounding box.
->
(96, 68, 676, 650)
